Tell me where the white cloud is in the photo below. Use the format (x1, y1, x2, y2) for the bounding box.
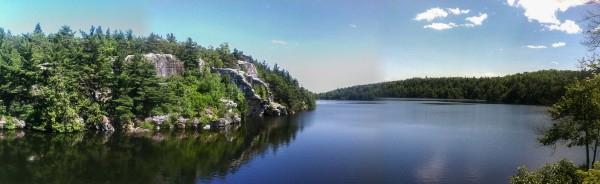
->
(507, 0, 516, 6)
(416, 7, 488, 30)
(552, 42, 566, 47)
(507, 0, 588, 24)
(552, 61, 560, 65)
(424, 23, 457, 30)
(448, 8, 470, 15)
(526, 45, 547, 49)
(465, 13, 488, 26)
(271, 40, 287, 45)
(507, 0, 587, 34)
(546, 20, 582, 34)
(348, 24, 357, 28)
(415, 8, 448, 21)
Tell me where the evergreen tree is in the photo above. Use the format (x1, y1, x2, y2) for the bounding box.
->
(33, 23, 43, 34)
(0, 25, 316, 132)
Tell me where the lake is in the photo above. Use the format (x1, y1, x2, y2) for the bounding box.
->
(0, 100, 584, 183)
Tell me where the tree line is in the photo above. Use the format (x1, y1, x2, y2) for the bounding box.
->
(319, 70, 587, 105)
(0, 24, 315, 132)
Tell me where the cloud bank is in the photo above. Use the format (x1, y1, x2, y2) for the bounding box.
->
(424, 23, 457, 30)
(507, 0, 589, 34)
(552, 42, 566, 47)
(415, 7, 487, 30)
(415, 8, 448, 21)
(526, 45, 547, 49)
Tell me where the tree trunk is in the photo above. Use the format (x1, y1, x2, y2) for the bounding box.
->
(594, 141, 598, 168)
(587, 131, 591, 170)
(594, 130, 600, 168)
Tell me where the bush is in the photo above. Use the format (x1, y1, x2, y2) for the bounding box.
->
(577, 162, 600, 184)
(3, 116, 15, 129)
(137, 120, 155, 130)
(510, 159, 582, 184)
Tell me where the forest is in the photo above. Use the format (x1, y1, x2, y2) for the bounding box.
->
(0, 24, 315, 132)
(319, 70, 587, 105)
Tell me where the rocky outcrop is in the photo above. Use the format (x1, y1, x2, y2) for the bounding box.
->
(95, 116, 115, 132)
(150, 115, 169, 130)
(0, 116, 26, 129)
(210, 114, 241, 128)
(13, 117, 26, 129)
(125, 53, 185, 77)
(237, 60, 258, 78)
(121, 53, 288, 118)
(198, 58, 206, 71)
(264, 102, 288, 116)
(211, 68, 273, 117)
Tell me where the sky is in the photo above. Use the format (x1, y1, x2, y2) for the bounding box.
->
(0, 0, 597, 92)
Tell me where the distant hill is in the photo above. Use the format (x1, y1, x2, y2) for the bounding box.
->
(319, 70, 586, 105)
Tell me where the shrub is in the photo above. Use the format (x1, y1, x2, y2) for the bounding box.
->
(510, 159, 582, 184)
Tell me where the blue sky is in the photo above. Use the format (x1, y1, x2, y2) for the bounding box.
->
(0, 0, 596, 92)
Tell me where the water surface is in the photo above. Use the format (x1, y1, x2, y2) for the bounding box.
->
(0, 100, 584, 183)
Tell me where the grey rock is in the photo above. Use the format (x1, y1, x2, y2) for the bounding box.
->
(192, 118, 200, 128)
(151, 115, 168, 126)
(211, 67, 272, 117)
(211, 118, 232, 127)
(125, 53, 185, 77)
(13, 118, 26, 129)
(176, 117, 188, 129)
(265, 102, 288, 116)
(95, 116, 115, 132)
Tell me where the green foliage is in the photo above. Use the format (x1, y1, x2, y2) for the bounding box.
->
(3, 116, 15, 129)
(578, 162, 600, 184)
(0, 24, 313, 132)
(319, 70, 584, 105)
(539, 74, 600, 168)
(33, 23, 43, 34)
(138, 120, 154, 130)
(253, 61, 317, 112)
(510, 159, 582, 184)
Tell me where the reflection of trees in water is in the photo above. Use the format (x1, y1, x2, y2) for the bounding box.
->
(0, 116, 301, 183)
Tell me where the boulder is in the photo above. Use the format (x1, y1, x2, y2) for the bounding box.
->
(13, 118, 26, 129)
(265, 102, 288, 116)
(176, 117, 188, 129)
(220, 98, 237, 108)
(95, 116, 115, 132)
(210, 118, 230, 128)
(0, 116, 26, 129)
(151, 115, 168, 127)
(192, 118, 200, 128)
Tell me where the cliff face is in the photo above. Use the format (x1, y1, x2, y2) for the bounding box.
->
(125, 53, 185, 77)
(211, 68, 272, 117)
(133, 54, 284, 117)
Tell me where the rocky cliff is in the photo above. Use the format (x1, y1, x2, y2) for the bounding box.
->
(125, 53, 185, 77)
(211, 68, 272, 116)
(132, 53, 285, 117)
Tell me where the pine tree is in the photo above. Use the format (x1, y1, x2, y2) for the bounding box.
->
(33, 23, 43, 34)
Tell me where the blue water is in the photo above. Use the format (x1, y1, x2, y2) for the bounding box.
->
(210, 100, 584, 184)
(0, 100, 584, 183)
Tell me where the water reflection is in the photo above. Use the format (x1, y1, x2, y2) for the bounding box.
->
(0, 116, 303, 183)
